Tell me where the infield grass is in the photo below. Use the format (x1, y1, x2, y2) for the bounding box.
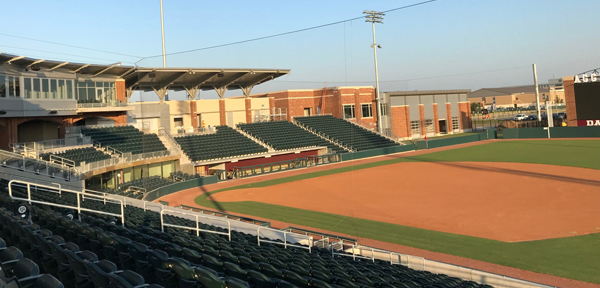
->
(196, 140, 600, 283)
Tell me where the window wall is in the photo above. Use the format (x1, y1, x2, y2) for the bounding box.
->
(76, 80, 116, 104)
(21, 76, 74, 99)
(0, 75, 21, 98)
(0, 74, 114, 103)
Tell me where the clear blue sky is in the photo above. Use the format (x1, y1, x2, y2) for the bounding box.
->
(1, 0, 598, 101)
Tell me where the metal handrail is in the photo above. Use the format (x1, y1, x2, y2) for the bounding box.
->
(160, 205, 232, 240)
(49, 154, 76, 169)
(7, 180, 124, 226)
(257, 226, 313, 252)
(0, 149, 79, 179)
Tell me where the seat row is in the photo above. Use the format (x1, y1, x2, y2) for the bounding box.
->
(40, 147, 113, 166)
(175, 126, 268, 162)
(294, 116, 398, 152)
(80, 126, 167, 155)
(238, 121, 347, 154)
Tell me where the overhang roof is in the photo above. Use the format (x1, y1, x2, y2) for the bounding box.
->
(0, 53, 133, 76)
(0, 52, 290, 92)
(468, 86, 550, 98)
(123, 68, 289, 92)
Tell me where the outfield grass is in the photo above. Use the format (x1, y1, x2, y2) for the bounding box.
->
(196, 140, 600, 283)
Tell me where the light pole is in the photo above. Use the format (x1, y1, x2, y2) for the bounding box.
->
(160, 0, 169, 100)
(364, 10, 384, 133)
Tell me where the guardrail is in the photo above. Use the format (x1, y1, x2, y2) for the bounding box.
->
(329, 241, 554, 288)
(0, 149, 79, 180)
(12, 136, 93, 153)
(158, 127, 185, 154)
(66, 123, 131, 134)
(7, 180, 124, 225)
(76, 102, 129, 108)
(160, 206, 231, 240)
(49, 154, 76, 169)
(177, 205, 270, 226)
(257, 226, 313, 252)
(293, 120, 355, 152)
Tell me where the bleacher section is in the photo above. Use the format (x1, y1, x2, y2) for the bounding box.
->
(238, 121, 347, 154)
(40, 147, 112, 166)
(295, 116, 399, 151)
(0, 180, 495, 288)
(176, 126, 268, 162)
(81, 126, 167, 155)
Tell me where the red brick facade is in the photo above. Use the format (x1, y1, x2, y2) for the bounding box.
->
(257, 87, 376, 128)
(419, 105, 426, 136)
(219, 99, 226, 126)
(446, 103, 453, 133)
(458, 102, 472, 130)
(115, 79, 126, 103)
(390, 106, 410, 138)
(245, 98, 252, 123)
(433, 103, 440, 134)
(563, 77, 576, 126)
(190, 101, 198, 129)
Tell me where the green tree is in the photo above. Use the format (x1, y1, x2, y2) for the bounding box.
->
(554, 96, 564, 104)
(470, 102, 481, 113)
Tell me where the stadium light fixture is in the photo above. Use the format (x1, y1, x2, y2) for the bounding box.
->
(364, 10, 385, 133)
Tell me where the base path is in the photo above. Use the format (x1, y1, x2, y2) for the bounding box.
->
(212, 161, 600, 242)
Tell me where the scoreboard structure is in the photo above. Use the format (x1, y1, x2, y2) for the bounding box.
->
(564, 70, 600, 126)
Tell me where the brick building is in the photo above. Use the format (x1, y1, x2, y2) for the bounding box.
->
(251, 86, 379, 130)
(382, 90, 473, 139)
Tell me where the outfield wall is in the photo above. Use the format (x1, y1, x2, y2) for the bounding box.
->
(503, 126, 600, 139)
(414, 129, 496, 150)
(341, 144, 416, 161)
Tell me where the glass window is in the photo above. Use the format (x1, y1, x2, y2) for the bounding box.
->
(78, 87, 87, 102)
(343, 104, 355, 119)
(58, 80, 65, 99)
(66, 80, 73, 99)
(380, 103, 388, 116)
(50, 79, 57, 99)
(174, 117, 184, 127)
(33, 78, 41, 99)
(96, 82, 103, 88)
(14, 77, 20, 97)
(410, 120, 420, 136)
(361, 104, 373, 118)
(8, 77, 14, 97)
(0, 75, 5, 98)
(41, 79, 49, 99)
(88, 87, 96, 102)
(24, 78, 32, 98)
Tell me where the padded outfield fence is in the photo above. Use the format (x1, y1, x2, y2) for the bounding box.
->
(414, 129, 497, 150)
(502, 126, 600, 139)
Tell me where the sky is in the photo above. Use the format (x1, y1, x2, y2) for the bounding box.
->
(1, 0, 599, 101)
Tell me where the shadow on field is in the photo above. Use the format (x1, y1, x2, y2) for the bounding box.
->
(404, 156, 600, 187)
(200, 185, 226, 212)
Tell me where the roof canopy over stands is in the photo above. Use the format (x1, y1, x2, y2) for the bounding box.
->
(0, 53, 290, 101)
(124, 67, 290, 100)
